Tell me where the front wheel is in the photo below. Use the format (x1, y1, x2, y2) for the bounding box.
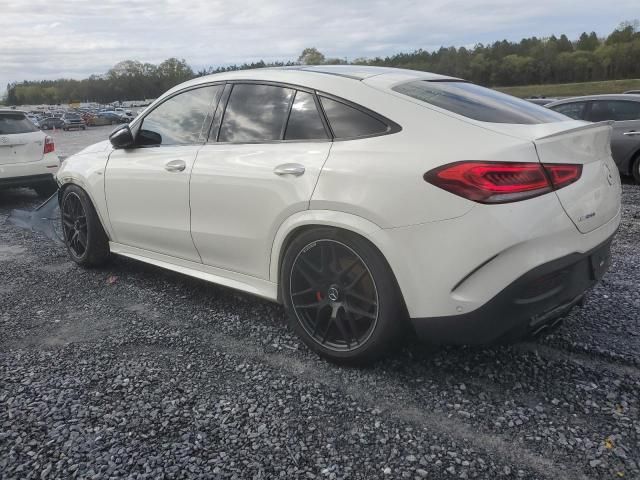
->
(61, 185, 110, 267)
(281, 228, 406, 365)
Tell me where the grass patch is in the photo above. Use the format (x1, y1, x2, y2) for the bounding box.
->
(497, 79, 640, 98)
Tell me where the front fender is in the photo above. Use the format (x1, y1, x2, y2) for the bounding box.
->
(56, 147, 114, 240)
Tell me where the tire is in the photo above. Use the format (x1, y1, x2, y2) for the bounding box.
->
(281, 227, 406, 365)
(33, 180, 58, 197)
(60, 185, 110, 267)
(633, 154, 640, 184)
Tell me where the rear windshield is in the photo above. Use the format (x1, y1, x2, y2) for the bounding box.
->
(392, 80, 567, 124)
(0, 113, 39, 134)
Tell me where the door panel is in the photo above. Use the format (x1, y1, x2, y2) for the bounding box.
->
(105, 146, 202, 262)
(190, 143, 331, 279)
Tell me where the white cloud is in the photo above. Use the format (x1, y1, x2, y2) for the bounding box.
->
(0, 0, 637, 93)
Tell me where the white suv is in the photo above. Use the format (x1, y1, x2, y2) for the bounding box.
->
(0, 109, 59, 196)
(56, 66, 622, 364)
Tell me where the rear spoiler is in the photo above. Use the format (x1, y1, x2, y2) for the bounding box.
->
(534, 121, 614, 141)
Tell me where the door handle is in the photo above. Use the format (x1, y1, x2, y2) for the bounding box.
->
(273, 163, 305, 176)
(623, 131, 640, 136)
(165, 159, 186, 172)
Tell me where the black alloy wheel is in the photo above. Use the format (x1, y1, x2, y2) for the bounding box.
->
(282, 228, 407, 364)
(62, 191, 88, 259)
(290, 239, 379, 351)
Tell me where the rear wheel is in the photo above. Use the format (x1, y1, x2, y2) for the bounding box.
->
(281, 228, 406, 365)
(61, 185, 110, 267)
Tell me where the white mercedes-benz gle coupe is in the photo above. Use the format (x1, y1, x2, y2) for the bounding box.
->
(56, 66, 622, 364)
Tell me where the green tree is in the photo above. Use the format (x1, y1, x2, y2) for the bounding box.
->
(298, 48, 326, 65)
(576, 32, 600, 51)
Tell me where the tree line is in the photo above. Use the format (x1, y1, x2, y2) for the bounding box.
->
(4, 21, 640, 106)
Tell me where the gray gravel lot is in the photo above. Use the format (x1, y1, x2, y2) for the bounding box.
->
(1, 128, 639, 480)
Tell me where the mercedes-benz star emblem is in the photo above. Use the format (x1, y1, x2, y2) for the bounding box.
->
(327, 286, 340, 302)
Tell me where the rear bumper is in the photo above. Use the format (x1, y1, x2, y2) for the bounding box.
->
(410, 234, 614, 344)
(0, 153, 60, 187)
(0, 173, 57, 189)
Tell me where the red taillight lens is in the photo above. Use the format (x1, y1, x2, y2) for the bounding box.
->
(44, 136, 55, 154)
(543, 163, 582, 189)
(424, 161, 582, 204)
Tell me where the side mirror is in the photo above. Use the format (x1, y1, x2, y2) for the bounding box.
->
(109, 125, 134, 149)
(137, 129, 162, 146)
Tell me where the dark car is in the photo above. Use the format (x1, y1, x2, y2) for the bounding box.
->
(62, 113, 86, 131)
(87, 112, 126, 126)
(546, 94, 640, 182)
(525, 97, 558, 106)
(39, 117, 65, 130)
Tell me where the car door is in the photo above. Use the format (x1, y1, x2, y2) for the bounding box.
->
(105, 84, 224, 262)
(587, 100, 640, 172)
(190, 83, 332, 279)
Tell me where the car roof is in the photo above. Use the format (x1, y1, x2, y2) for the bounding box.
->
(168, 65, 459, 96)
(273, 65, 457, 81)
(547, 94, 640, 107)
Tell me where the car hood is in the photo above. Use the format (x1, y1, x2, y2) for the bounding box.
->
(74, 140, 112, 156)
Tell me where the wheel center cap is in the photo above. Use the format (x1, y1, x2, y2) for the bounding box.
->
(327, 285, 340, 302)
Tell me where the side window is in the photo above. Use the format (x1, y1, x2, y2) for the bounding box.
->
(140, 85, 223, 145)
(587, 101, 613, 122)
(219, 84, 294, 142)
(551, 102, 586, 120)
(605, 101, 640, 121)
(284, 91, 328, 140)
(319, 97, 388, 139)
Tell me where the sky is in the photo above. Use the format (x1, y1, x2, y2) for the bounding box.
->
(0, 0, 638, 94)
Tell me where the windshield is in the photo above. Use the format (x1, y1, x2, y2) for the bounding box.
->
(0, 113, 40, 134)
(392, 80, 568, 124)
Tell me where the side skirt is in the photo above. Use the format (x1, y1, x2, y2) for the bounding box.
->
(108, 242, 278, 302)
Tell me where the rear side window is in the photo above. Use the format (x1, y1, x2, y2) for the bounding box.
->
(141, 85, 223, 145)
(392, 80, 567, 124)
(320, 97, 389, 139)
(0, 113, 39, 134)
(550, 102, 587, 120)
(588, 101, 640, 122)
(284, 91, 328, 140)
(219, 84, 294, 142)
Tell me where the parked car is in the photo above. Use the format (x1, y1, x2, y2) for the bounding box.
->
(525, 97, 558, 106)
(546, 94, 640, 182)
(56, 66, 621, 364)
(86, 112, 126, 126)
(39, 117, 65, 130)
(0, 109, 59, 196)
(623, 90, 640, 95)
(61, 113, 86, 131)
(26, 114, 40, 128)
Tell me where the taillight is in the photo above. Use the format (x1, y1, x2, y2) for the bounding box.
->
(44, 136, 55, 154)
(424, 161, 582, 204)
(543, 163, 583, 189)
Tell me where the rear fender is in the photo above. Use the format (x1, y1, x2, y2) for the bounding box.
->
(269, 210, 390, 283)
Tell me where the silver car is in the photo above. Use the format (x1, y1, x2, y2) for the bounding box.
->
(546, 95, 640, 182)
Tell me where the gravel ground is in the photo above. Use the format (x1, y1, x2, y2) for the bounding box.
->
(1, 129, 639, 480)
